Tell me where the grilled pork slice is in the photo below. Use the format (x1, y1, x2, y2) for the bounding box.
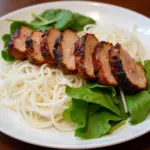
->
(41, 26, 61, 66)
(93, 41, 118, 86)
(26, 31, 45, 65)
(75, 34, 98, 80)
(53, 29, 79, 74)
(109, 43, 147, 92)
(8, 26, 32, 60)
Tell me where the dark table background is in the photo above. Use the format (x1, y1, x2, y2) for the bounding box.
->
(0, 0, 150, 149)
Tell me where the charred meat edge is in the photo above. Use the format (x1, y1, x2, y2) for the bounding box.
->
(41, 26, 61, 66)
(8, 26, 32, 60)
(53, 29, 79, 74)
(26, 31, 45, 65)
(74, 33, 98, 80)
(109, 43, 148, 92)
(93, 41, 118, 86)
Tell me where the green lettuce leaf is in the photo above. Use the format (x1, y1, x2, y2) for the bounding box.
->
(31, 9, 62, 24)
(76, 109, 121, 139)
(63, 99, 88, 128)
(113, 96, 129, 120)
(1, 48, 15, 62)
(109, 120, 125, 133)
(31, 9, 74, 31)
(1, 34, 15, 61)
(86, 82, 116, 97)
(2, 34, 11, 48)
(126, 91, 150, 124)
(63, 99, 121, 139)
(70, 13, 96, 32)
(66, 86, 120, 116)
(144, 60, 150, 92)
(31, 9, 96, 32)
(54, 10, 74, 31)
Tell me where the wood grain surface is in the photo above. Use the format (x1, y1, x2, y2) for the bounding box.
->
(0, 0, 150, 150)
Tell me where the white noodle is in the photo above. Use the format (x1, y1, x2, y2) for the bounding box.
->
(0, 60, 83, 131)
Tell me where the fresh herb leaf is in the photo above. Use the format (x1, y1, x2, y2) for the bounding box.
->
(86, 82, 116, 97)
(63, 99, 88, 127)
(63, 107, 72, 122)
(54, 10, 74, 31)
(144, 60, 150, 92)
(33, 25, 52, 31)
(1, 48, 15, 61)
(63, 100, 121, 139)
(8, 19, 57, 31)
(126, 91, 150, 124)
(31, 9, 62, 24)
(70, 13, 96, 32)
(76, 109, 121, 139)
(31, 9, 95, 32)
(31, 9, 74, 31)
(1, 34, 15, 61)
(2, 34, 11, 47)
(114, 96, 129, 120)
(66, 86, 120, 116)
(88, 104, 101, 116)
(109, 120, 125, 133)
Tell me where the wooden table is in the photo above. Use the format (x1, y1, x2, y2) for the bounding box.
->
(0, 0, 150, 149)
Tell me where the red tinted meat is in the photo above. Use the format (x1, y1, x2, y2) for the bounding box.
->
(109, 43, 148, 92)
(75, 34, 98, 80)
(93, 41, 118, 86)
(53, 29, 79, 74)
(8, 26, 32, 60)
(26, 31, 45, 65)
(41, 26, 61, 66)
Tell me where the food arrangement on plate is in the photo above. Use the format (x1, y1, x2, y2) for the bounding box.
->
(0, 8, 150, 140)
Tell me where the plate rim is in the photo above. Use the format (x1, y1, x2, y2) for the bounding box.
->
(0, 1, 150, 149)
(0, 118, 150, 149)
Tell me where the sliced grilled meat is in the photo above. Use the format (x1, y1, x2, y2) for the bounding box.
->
(93, 41, 118, 86)
(8, 26, 32, 60)
(109, 43, 148, 92)
(26, 31, 45, 65)
(75, 33, 98, 80)
(41, 26, 61, 66)
(53, 29, 79, 74)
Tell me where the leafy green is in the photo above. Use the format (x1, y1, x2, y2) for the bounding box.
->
(54, 10, 74, 31)
(126, 91, 150, 124)
(86, 82, 116, 97)
(144, 60, 150, 92)
(1, 48, 15, 61)
(31, 9, 62, 24)
(63, 99, 121, 139)
(63, 107, 72, 122)
(114, 96, 129, 120)
(75, 109, 121, 139)
(109, 120, 125, 133)
(66, 86, 120, 116)
(31, 9, 74, 31)
(63, 99, 88, 127)
(1, 34, 15, 61)
(2, 34, 11, 48)
(8, 18, 58, 35)
(70, 13, 96, 32)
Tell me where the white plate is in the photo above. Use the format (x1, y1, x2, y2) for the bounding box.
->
(0, 1, 150, 149)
